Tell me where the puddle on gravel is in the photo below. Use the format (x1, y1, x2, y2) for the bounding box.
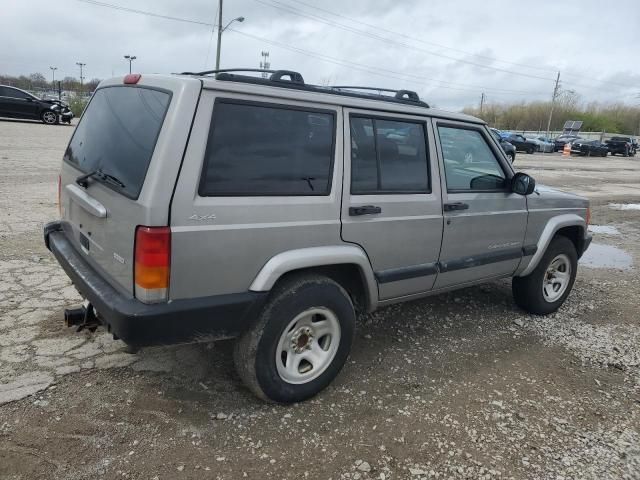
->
(588, 225, 621, 235)
(580, 243, 633, 270)
(609, 203, 640, 211)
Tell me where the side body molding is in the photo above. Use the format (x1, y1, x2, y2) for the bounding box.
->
(249, 245, 378, 311)
(517, 213, 587, 277)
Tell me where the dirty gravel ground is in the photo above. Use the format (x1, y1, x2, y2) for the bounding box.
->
(0, 119, 639, 480)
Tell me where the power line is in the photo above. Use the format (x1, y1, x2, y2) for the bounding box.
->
(227, 28, 547, 98)
(71, 0, 545, 96)
(285, 0, 559, 74)
(258, 0, 639, 91)
(75, 0, 214, 27)
(252, 0, 557, 82)
(69, 0, 627, 99)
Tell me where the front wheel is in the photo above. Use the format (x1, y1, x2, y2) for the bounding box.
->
(41, 110, 58, 125)
(234, 274, 355, 403)
(527, 146, 535, 154)
(512, 236, 578, 315)
(507, 152, 515, 163)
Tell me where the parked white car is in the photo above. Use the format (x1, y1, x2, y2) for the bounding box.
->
(525, 136, 555, 153)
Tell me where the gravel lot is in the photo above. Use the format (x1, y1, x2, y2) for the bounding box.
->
(1, 118, 639, 480)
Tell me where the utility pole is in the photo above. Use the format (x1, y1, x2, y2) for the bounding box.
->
(480, 92, 485, 116)
(215, 0, 223, 70)
(545, 71, 561, 139)
(76, 62, 86, 92)
(260, 51, 270, 78)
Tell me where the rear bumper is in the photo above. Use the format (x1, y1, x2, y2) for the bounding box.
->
(580, 232, 592, 258)
(44, 221, 267, 347)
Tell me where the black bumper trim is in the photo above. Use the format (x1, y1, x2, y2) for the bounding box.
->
(45, 222, 267, 347)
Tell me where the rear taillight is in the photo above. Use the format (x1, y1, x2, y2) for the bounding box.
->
(57, 174, 61, 216)
(134, 226, 171, 303)
(586, 207, 591, 226)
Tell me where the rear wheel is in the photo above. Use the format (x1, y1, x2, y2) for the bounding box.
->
(507, 152, 515, 163)
(234, 274, 355, 403)
(512, 236, 578, 315)
(41, 110, 58, 125)
(527, 146, 535, 154)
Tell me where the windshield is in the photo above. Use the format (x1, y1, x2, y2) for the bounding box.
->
(64, 86, 170, 199)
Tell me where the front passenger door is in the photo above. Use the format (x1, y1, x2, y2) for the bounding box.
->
(434, 122, 528, 290)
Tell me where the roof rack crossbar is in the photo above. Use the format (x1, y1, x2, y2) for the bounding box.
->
(177, 68, 429, 108)
(180, 68, 304, 85)
(180, 68, 277, 76)
(331, 86, 422, 103)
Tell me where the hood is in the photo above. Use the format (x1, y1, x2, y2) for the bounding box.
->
(40, 98, 69, 108)
(528, 184, 589, 209)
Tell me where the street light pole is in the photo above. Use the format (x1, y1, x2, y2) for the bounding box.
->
(76, 62, 86, 91)
(214, 0, 245, 70)
(49, 66, 57, 85)
(124, 55, 137, 74)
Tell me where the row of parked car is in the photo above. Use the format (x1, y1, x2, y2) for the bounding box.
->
(490, 128, 638, 159)
(555, 134, 638, 157)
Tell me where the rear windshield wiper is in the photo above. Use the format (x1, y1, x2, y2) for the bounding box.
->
(76, 169, 126, 190)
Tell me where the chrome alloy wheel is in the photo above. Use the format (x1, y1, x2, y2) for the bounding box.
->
(42, 111, 57, 124)
(542, 254, 571, 302)
(275, 307, 341, 384)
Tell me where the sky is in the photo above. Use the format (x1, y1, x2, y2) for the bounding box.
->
(1, 0, 639, 110)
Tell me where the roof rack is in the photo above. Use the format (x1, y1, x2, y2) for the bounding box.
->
(178, 68, 429, 108)
(330, 86, 421, 103)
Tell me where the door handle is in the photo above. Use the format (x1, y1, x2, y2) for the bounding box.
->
(349, 205, 382, 216)
(443, 202, 469, 212)
(65, 184, 107, 218)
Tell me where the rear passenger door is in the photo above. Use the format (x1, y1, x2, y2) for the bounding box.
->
(433, 121, 527, 290)
(341, 109, 443, 300)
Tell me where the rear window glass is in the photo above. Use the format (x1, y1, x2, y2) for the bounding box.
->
(199, 101, 335, 196)
(64, 86, 171, 199)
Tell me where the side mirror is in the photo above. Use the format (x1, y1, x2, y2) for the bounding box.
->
(511, 172, 536, 195)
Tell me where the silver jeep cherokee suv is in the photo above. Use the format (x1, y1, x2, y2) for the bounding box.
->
(44, 69, 592, 403)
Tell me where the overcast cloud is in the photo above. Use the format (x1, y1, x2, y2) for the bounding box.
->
(1, 0, 639, 109)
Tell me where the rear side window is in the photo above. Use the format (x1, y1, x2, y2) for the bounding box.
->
(199, 101, 335, 196)
(0, 87, 30, 99)
(350, 116, 429, 194)
(64, 86, 171, 199)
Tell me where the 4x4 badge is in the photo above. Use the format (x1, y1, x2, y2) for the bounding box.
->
(189, 213, 216, 221)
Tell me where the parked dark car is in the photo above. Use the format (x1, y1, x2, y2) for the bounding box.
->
(500, 133, 537, 154)
(605, 136, 637, 157)
(0, 85, 73, 125)
(570, 139, 608, 157)
(490, 128, 516, 162)
(553, 135, 581, 152)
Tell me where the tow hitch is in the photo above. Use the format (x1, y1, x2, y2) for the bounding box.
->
(64, 303, 101, 332)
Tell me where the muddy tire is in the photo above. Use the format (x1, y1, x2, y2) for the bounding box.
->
(233, 274, 355, 403)
(512, 236, 578, 315)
